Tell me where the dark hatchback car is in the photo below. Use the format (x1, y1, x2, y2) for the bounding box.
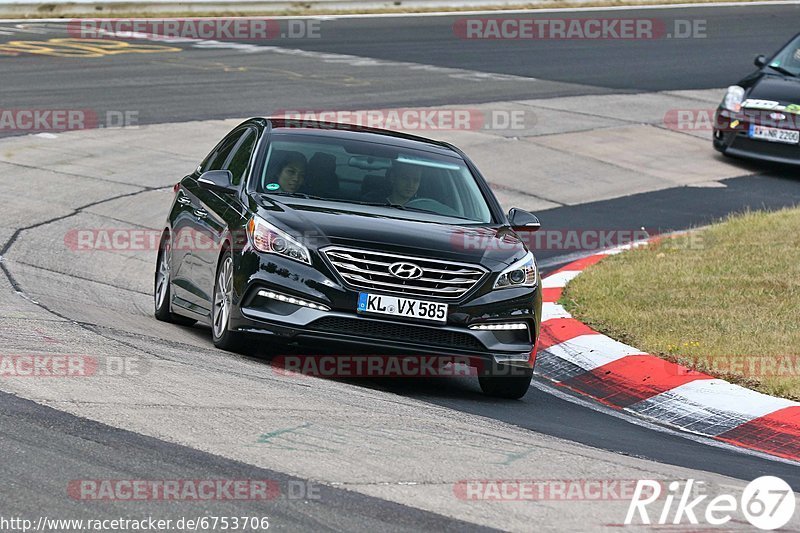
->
(155, 118, 542, 398)
(714, 32, 800, 165)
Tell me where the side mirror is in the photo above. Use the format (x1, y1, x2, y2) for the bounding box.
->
(508, 208, 541, 233)
(198, 170, 236, 194)
(754, 54, 767, 67)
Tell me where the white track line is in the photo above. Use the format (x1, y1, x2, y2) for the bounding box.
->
(542, 269, 582, 289)
(541, 302, 572, 321)
(531, 378, 800, 466)
(629, 379, 800, 436)
(542, 333, 642, 372)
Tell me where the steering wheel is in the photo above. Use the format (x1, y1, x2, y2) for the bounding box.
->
(405, 197, 461, 217)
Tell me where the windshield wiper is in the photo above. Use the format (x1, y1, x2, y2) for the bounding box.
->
(357, 201, 436, 214)
(768, 64, 797, 77)
(261, 196, 474, 221)
(356, 201, 473, 220)
(357, 201, 411, 210)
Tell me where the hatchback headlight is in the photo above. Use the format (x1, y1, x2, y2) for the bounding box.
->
(722, 85, 745, 112)
(494, 251, 537, 289)
(247, 215, 310, 265)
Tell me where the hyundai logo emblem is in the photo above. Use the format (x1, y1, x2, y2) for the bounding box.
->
(388, 262, 423, 280)
(769, 112, 787, 121)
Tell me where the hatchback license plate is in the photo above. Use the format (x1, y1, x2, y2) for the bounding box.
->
(357, 293, 447, 323)
(749, 124, 800, 144)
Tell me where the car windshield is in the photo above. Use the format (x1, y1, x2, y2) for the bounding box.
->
(256, 133, 493, 223)
(767, 35, 800, 76)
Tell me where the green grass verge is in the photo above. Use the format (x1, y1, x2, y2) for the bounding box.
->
(561, 207, 800, 400)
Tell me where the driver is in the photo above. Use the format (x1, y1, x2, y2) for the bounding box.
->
(791, 47, 800, 67)
(775, 45, 800, 70)
(265, 151, 307, 193)
(385, 161, 422, 205)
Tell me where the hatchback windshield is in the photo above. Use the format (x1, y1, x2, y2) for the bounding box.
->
(256, 133, 493, 223)
(768, 34, 800, 76)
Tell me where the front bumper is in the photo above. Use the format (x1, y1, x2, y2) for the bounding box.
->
(713, 108, 800, 166)
(230, 250, 541, 366)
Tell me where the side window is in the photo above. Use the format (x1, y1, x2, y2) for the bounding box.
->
(224, 129, 257, 186)
(200, 130, 246, 173)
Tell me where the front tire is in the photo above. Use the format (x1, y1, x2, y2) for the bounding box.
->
(212, 251, 245, 352)
(154, 235, 195, 326)
(478, 363, 533, 400)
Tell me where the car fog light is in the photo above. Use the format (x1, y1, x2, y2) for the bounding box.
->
(258, 290, 330, 311)
(469, 323, 528, 331)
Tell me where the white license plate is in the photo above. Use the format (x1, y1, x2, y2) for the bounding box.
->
(749, 124, 800, 145)
(357, 293, 447, 323)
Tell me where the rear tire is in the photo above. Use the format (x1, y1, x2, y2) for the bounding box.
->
(154, 234, 196, 326)
(478, 363, 533, 400)
(212, 251, 246, 352)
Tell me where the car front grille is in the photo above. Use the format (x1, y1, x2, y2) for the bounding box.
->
(309, 316, 484, 350)
(322, 246, 487, 300)
(732, 133, 800, 161)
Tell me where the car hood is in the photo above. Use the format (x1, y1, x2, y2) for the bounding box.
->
(744, 74, 800, 106)
(255, 197, 527, 268)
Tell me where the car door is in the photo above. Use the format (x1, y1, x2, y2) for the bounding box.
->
(172, 129, 246, 313)
(193, 127, 258, 308)
(169, 173, 202, 309)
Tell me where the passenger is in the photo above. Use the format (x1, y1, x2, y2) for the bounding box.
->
(266, 152, 307, 193)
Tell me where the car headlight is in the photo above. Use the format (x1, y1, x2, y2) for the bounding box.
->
(722, 85, 745, 112)
(494, 251, 537, 289)
(247, 215, 311, 265)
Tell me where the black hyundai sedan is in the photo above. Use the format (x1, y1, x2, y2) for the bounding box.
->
(155, 118, 542, 398)
(714, 32, 800, 165)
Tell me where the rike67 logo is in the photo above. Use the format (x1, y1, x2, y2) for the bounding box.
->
(625, 476, 796, 530)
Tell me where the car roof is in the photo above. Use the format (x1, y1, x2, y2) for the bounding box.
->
(259, 118, 463, 158)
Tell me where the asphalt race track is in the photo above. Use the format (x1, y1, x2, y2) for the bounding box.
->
(1, 3, 800, 132)
(1, 4, 800, 531)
